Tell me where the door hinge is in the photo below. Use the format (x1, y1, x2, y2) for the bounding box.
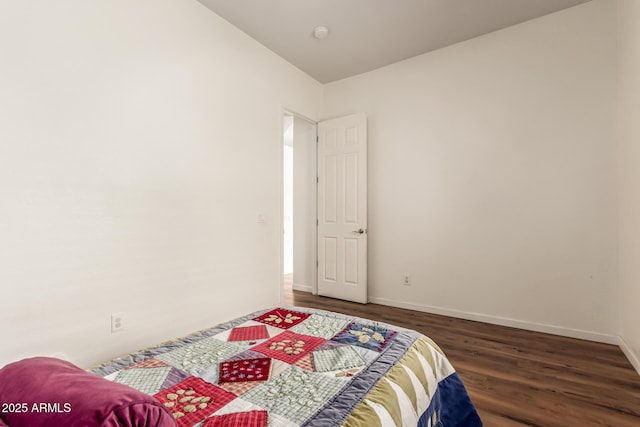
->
(317, 177, 319, 183)
(316, 219, 319, 226)
(316, 135, 319, 143)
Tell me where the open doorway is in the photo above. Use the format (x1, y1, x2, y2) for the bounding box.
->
(283, 115, 294, 291)
(282, 112, 317, 296)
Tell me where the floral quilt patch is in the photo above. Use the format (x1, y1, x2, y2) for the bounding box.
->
(332, 323, 397, 352)
(219, 358, 271, 384)
(289, 314, 349, 338)
(241, 365, 344, 425)
(251, 330, 325, 364)
(253, 308, 310, 329)
(154, 377, 236, 427)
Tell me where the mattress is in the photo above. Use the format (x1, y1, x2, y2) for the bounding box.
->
(91, 306, 482, 426)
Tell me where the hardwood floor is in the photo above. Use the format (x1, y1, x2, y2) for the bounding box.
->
(284, 288, 640, 427)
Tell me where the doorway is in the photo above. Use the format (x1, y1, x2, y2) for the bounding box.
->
(282, 112, 317, 296)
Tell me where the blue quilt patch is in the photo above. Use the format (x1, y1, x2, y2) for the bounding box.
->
(331, 323, 397, 352)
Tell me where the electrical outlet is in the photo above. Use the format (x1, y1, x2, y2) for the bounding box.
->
(111, 313, 125, 333)
(403, 274, 411, 286)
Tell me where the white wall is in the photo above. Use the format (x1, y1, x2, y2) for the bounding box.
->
(292, 118, 317, 292)
(0, 0, 322, 368)
(617, 0, 640, 372)
(323, 0, 618, 341)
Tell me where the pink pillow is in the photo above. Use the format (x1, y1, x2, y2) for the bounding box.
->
(0, 357, 176, 427)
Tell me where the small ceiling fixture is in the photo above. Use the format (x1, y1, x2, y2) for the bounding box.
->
(313, 26, 329, 39)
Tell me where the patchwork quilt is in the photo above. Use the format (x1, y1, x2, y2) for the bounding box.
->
(91, 307, 482, 427)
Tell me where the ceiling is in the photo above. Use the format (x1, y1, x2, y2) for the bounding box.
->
(197, 0, 591, 84)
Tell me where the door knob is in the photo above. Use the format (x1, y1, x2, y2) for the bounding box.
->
(352, 228, 366, 234)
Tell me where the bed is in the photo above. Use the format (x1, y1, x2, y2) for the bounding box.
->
(90, 306, 482, 426)
(0, 306, 481, 426)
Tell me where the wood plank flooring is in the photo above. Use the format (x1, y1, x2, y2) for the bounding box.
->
(283, 288, 640, 427)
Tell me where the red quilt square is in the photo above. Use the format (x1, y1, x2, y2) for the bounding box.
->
(293, 353, 315, 372)
(251, 331, 325, 364)
(154, 377, 236, 427)
(219, 357, 271, 384)
(203, 410, 268, 427)
(253, 308, 310, 330)
(228, 325, 269, 342)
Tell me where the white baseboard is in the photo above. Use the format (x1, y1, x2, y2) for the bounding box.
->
(618, 336, 640, 376)
(367, 296, 618, 345)
(292, 283, 313, 293)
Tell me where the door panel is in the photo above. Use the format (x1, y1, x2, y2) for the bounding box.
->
(344, 153, 359, 223)
(317, 113, 367, 303)
(323, 237, 337, 282)
(323, 155, 337, 223)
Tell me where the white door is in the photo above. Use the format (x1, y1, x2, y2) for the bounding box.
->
(317, 113, 367, 303)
